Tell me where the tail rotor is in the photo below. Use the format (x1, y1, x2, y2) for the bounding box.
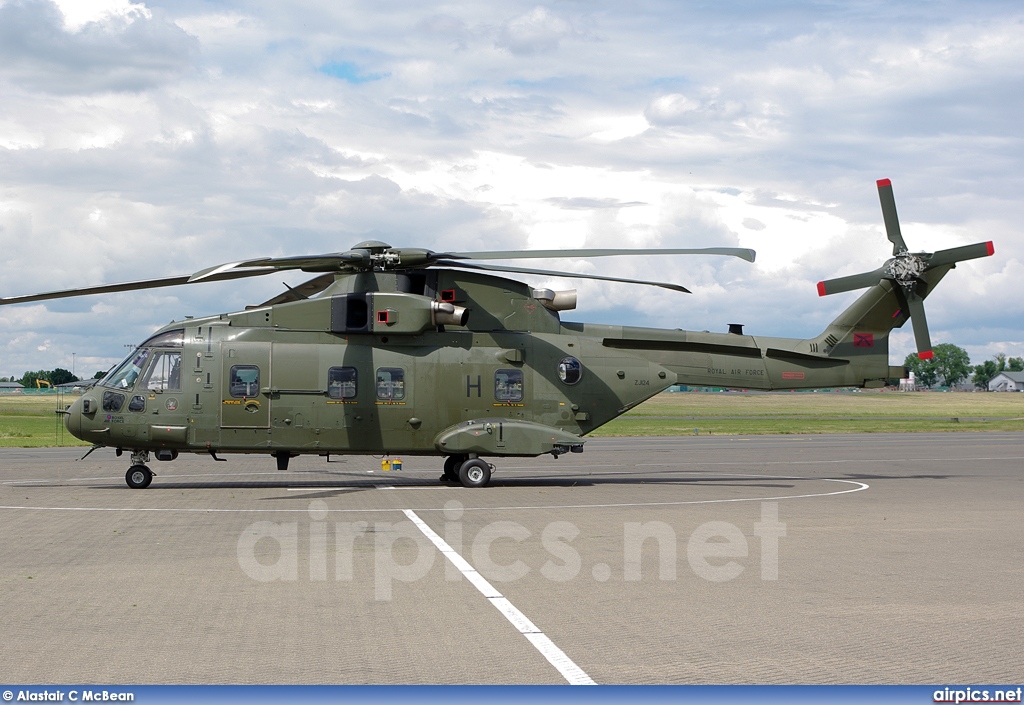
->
(817, 179, 995, 360)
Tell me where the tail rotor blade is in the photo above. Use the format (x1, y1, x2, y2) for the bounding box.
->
(905, 290, 933, 359)
(877, 178, 908, 256)
(817, 266, 888, 296)
(927, 241, 995, 269)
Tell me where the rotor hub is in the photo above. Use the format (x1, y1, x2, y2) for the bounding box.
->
(886, 252, 927, 288)
(370, 251, 402, 270)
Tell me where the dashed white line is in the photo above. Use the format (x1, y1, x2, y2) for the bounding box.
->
(402, 508, 596, 686)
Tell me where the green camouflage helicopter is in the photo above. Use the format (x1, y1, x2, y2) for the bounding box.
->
(0, 179, 994, 488)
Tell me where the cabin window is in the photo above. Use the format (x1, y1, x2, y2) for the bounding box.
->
(376, 367, 405, 401)
(128, 395, 146, 412)
(141, 351, 182, 392)
(495, 369, 524, 402)
(229, 365, 261, 398)
(557, 356, 582, 385)
(328, 367, 358, 399)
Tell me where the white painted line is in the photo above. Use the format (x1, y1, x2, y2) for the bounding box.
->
(403, 508, 596, 686)
(490, 597, 540, 633)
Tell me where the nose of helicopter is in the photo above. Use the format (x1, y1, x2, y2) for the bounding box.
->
(64, 396, 84, 440)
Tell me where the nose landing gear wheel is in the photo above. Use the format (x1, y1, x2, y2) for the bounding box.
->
(126, 465, 153, 489)
(458, 458, 491, 488)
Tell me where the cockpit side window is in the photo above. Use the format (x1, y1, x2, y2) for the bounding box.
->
(99, 329, 184, 390)
(141, 351, 182, 392)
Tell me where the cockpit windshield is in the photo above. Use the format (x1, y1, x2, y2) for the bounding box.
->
(99, 329, 184, 390)
(101, 349, 150, 390)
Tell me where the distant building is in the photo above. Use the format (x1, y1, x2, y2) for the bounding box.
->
(55, 379, 95, 393)
(0, 381, 24, 393)
(899, 371, 917, 391)
(988, 371, 1024, 392)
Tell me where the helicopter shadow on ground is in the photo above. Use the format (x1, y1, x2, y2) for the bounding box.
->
(245, 476, 800, 502)
(838, 473, 958, 480)
(67, 470, 385, 493)
(62, 482, 375, 494)
(484, 475, 799, 490)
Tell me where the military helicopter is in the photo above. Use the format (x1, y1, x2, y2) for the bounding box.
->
(0, 179, 994, 489)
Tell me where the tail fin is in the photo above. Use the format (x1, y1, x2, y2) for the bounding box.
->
(810, 265, 952, 373)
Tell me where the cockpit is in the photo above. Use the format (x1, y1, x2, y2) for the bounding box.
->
(96, 329, 184, 411)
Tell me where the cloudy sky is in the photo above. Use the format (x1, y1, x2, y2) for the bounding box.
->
(1, 0, 1021, 379)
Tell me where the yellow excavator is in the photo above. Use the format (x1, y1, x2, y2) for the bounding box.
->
(35, 379, 52, 388)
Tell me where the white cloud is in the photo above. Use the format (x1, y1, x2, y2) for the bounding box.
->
(496, 6, 575, 56)
(51, 0, 150, 31)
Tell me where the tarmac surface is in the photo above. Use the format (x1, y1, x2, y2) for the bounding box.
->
(1, 432, 1022, 685)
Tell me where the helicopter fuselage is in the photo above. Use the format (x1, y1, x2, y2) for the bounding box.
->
(65, 323, 673, 458)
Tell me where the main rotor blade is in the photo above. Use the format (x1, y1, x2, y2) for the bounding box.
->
(433, 260, 691, 293)
(188, 255, 348, 282)
(189, 245, 757, 281)
(877, 178, 907, 256)
(926, 241, 995, 269)
(904, 289, 933, 359)
(255, 273, 337, 308)
(816, 266, 888, 296)
(443, 247, 757, 263)
(0, 267, 273, 307)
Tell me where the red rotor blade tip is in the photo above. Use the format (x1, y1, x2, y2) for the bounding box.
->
(986, 241, 995, 256)
(816, 281, 827, 297)
(918, 350, 934, 360)
(876, 178, 892, 187)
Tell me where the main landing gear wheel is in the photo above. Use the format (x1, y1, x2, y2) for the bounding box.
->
(458, 458, 491, 488)
(441, 455, 466, 482)
(126, 465, 153, 489)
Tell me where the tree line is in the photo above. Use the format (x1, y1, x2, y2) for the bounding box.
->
(0, 369, 106, 387)
(903, 344, 1023, 389)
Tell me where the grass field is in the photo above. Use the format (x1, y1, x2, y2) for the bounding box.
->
(592, 389, 1024, 436)
(2, 390, 1023, 448)
(0, 394, 89, 448)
